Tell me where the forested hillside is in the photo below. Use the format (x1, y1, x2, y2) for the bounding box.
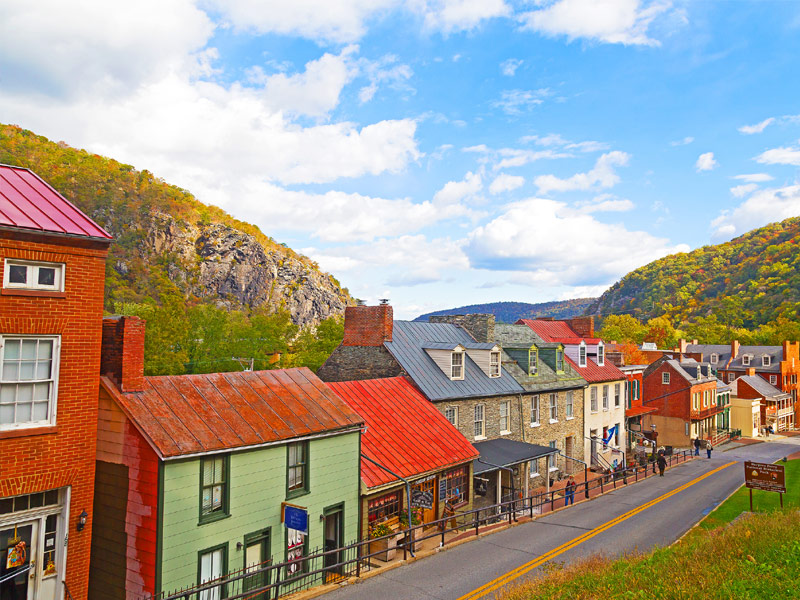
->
(587, 217, 800, 329)
(416, 298, 596, 323)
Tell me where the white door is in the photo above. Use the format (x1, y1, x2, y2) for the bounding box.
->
(199, 547, 225, 600)
(0, 519, 39, 600)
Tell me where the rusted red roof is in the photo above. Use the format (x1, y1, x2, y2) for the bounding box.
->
(516, 319, 601, 344)
(103, 368, 363, 458)
(325, 377, 478, 489)
(626, 405, 657, 417)
(564, 355, 625, 383)
(0, 164, 111, 239)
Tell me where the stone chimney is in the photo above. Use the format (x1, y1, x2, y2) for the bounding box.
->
(341, 304, 393, 346)
(679, 339, 688, 353)
(566, 316, 594, 338)
(731, 339, 740, 359)
(429, 314, 496, 343)
(101, 316, 146, 392)
(746, 367, 756, 377)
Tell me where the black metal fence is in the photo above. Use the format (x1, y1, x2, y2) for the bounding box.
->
(149, 450, 694, 600)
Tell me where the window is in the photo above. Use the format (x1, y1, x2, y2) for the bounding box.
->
(442, 466, 468, 505)
(200, 456, 229, 522)
(528, 348, 538, 376)
(761, 355, 770, 367)
(3, 260, 64, 292)
(742, 355, 750, 366)
(287, 442, 309, 497)
(602, 426, 608, 448)
(710, 353, 718, 364)
(198, 544, 228, 600)
(597, 343, 605, 366)
(368, 490, 401, 523)
(530, 395, 540, 425)
(549, 393, 558, 422)
(693, 392, 698, 411)
(590, 387, 598, 412)
(753, 412, 759, 431)
(602, 385, 609, 410)
(685, 422, 689, 436)
(0, 490, 60, 515)
(445, 406, 458, 426)
(614, 383, 621, 408)
(579, 342, 587, 367)
(728, 373, 735, 383)
(614, 423, 621, 447)
(499, 401, 510, 433)
(451, 351, 464, 380)
(490, 351, 501, 377)
(556, 348, 564, 372)
(770, 375, 777, 385)
(565, 390, 574, 418)
(548, 441, 557, 470)
(0, 336, 59, 430)
(662, 372, 670, 384)
(42, 514, 59, 579)
(474, 404, 485, 438)
(529, 458, 540, 477)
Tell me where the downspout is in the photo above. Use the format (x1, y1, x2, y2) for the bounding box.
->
(360, 453, 415, 557)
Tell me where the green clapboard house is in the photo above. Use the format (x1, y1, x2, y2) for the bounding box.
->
(90, 317, 364, 600)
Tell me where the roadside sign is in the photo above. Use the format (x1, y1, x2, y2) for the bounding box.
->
(744, 461, 786, 493)
(282, 502, 308, 533)
(411, 490, 433, 509)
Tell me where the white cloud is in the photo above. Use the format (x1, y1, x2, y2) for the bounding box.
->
(730, 184, 757, 198)
(433, 171, 483, 207)
(535, 151, 630, 194)
(493, 89, 551, 115)
(670, 136, 694, 146)
(519, 0, 672, 47)
(576, 195, 635, 213)
(500, 58, 523, 76)
(489, 173, 525, 194)
(207, 0, 396, 44)
(695, 152, 718, 172)
(755, 145, 800, 166)
(412, 0, 511, 34)
(465, 197, 689, 286)
(523, 133, 609, 153)
(711, 184, 800, 239)
(733, 173, 774, 183)
(357, 55, 414, 104)
(738, 117, 774, 135)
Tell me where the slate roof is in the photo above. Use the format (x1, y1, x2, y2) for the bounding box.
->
(0, 164, 112, 240)
(667, 359, 717, 384)
(731, 375, 790, 400)
(473, 438, 557, 475)
(103, 367, 363, 459)
(325, 377, 478, 489)
(686, 344, 782, 373)
(385, 321, 524, 401)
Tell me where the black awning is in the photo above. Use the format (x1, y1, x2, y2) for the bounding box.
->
(472, 438, 557, 475)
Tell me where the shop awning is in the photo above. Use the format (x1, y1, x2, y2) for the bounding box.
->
(626, 405, 657, 418)
(472, 438, 557, 475)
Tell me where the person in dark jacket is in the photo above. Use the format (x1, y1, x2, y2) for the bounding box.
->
(657, 452, 667, 476)
(706, 442, 713, 458)
(693, 437, 701, 456)
(564, 477, 576, 506)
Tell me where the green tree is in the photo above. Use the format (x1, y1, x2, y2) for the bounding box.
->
(598, 314, 646, 344)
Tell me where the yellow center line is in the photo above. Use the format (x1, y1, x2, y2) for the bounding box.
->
(457, 461, 737, 600)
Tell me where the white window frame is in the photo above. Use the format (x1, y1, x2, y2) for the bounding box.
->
(490, 351, 501, 378)
(602, 385, 609, 411)
(474, 404, 485, 439)
(728, 372, 735, 383)
(549, 393, 558, 422)
(530, 395, 540, 426)
(762, 355, 771, 367)
(662, 372, 670, 385)
(556, 348, 564, 372)
(710, 353, 718, 364)
(529, 458, 540, 477)
(451, 351, 464, 380)
(0, 335, 61, 431)
(742, 355, 750, 366)
(597, 342, 605, 366)
(579, 342, 587, 368)
(548, 441, 557, 471)
(499, 400, 511, 434)
(445, 406, 458, 427)
(528, 347, 538, 376)
(614, 383, 620, 408)
(3, 259, 65, 292)
(590, 387, 598, 412)
(770, 375, 777, 385)
(565, 390, 574, 419)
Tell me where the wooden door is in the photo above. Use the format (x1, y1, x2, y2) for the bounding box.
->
(412, 478, 437, 525)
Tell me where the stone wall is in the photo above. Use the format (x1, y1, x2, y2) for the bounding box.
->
(430, 314, 495, 344)
(316, 345, 404, 382)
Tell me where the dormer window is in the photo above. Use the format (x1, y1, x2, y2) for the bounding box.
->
(3, 259, 64, 292)
(556, 347, 564, 372)
(528, 347, 538, 376)
(762, 355, 771, 367)
(597, 342, 605, 367)
(742, 355, 750, 366)
(579, 342, 587, 368)
(490, 351, 501, 377)
(710, 353, 718, 364)
(451, 351, 464, 380)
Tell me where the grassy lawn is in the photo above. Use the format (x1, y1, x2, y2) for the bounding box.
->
(698, 458, 799, 531)
(498, 510, 800, 600)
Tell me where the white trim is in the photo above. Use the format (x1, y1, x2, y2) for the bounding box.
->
(578, 341, 587, 368)
(3, 259, 65, 292)
(0, 335, 61, 431)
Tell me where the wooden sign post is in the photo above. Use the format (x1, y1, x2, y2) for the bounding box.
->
(744, 461, 786, 511)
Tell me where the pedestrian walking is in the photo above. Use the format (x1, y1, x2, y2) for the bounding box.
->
(706, 442, 713, 459)
(564, 476, 576, 506)
(693, 437, 701, 456)
(657, 452, 667, 476)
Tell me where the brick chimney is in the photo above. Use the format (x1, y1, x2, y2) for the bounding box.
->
(101, 316, 146, 392)
(341, 304, 393, 346)
(731, 339, 740, 359)
(429, 314, 495, 343)
(746, 367, 756, 377)
(566, 316, 594, 338)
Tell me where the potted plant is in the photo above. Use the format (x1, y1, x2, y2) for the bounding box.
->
(368, 521, 397, 562)
(398, 511, 423, 552)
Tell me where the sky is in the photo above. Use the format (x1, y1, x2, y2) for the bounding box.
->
(2, 1, 800, 320)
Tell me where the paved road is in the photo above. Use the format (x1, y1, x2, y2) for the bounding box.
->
(328, 439, 799, 600)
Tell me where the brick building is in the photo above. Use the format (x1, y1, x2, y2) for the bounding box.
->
(731, 370, 794, 432)
(0, 164, 112, 599)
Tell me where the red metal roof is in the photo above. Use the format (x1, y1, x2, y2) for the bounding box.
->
(564, 355, 625, 383)
(0, 164, 111, 239)
(516, 319, 601, 344)
(325, 377, 478, 489)
(103, 368, 363, 458)
(626, 405, 657, 418)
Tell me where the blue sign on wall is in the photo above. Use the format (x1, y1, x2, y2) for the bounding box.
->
(283, 504, 308, 534)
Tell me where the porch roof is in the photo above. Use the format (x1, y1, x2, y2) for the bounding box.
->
(472, 438, 557, 475)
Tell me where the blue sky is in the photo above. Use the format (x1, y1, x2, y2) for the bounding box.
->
(2, 1, 800, 319)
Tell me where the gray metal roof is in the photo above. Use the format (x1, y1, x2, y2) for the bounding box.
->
(385, 321, 524, 401)
(473, 438, 557, 475)
(686, 344, 782, 373)
(732, 375, 789, 400)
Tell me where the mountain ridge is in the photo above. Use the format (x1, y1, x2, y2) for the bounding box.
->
(415, 298, 597, 323)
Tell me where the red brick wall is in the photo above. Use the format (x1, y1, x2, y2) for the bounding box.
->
(642, 362, 716, 420)
(0, 231, 109, 600)
(341, 305, 393, 346)
(101, 316, 145, 392)
(566, 316, 594, 338)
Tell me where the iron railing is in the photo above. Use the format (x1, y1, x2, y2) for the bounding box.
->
(147, 450, 695, 600)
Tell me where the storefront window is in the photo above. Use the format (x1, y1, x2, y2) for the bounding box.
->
(367, 490, 401, 522)
(442, 467, 468, 505)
